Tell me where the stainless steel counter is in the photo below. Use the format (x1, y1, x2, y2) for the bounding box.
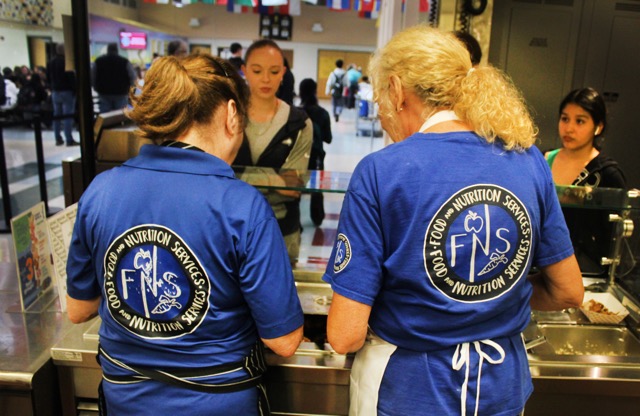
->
(0, 266, 72, 384)
(0, 263, 75, 416)
(48, 272, 640, 416)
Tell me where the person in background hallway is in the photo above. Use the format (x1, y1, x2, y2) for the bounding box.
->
(66, 54, 303, 416)
(13, 65, 29, 89)
(323, 25, 583, 416)
(167, 39, 189, 58)
(33, 66, 49, 89)
(298, 78, 332, 227)
(325, 59, 347, 122)
(228, 42, 244, 74)
(3, 67, 16, 85)
(91, 42, 137, 113)
(233, 39, 313, 265)
(356, 75, 373, 101)
(17, 72, 48, 127)
(47, 43, 79, 146)
(1, 75, 19, 112)
(545, 87, 626, 275)
(454, 30, 483, 66)
(276, 57, 295, 105)
(346, 64, 362, 109)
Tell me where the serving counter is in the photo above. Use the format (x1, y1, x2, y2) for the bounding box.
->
(0, 264, 72, 416)
(55, 132, 640, 415)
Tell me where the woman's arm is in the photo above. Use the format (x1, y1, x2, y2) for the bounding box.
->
(67, 295, 101, 323)
(327, 292, 372, 354)
(262, 325, 304, 358)
(528, 255, 584, 311)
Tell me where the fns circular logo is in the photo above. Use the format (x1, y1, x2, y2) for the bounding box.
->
(333, 233, 352, 273)
(423, 185, 532, 302)
(103, 225, 210, 339)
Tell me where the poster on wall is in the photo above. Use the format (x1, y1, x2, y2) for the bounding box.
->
(11, 202, 56, 311)
(259, 14, 293, 41)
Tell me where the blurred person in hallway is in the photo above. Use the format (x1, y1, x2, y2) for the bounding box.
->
(47, 43, 78, 146)
(167, 39, 189, 58)
(16, 72, 48, 127)
(298, 78, 332, 227)
(346, 64, 362, 109)
(325, 59, 347, 122)
(91, 42, 137, 113)
(1, 73, 19, 112)
(228, 42, 244, 74)
(276, 57, 295, 105)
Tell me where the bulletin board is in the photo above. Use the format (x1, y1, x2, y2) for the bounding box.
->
(259, 14, 293, 41)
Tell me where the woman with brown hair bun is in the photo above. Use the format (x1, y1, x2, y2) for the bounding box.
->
(66, 54, 303, 415)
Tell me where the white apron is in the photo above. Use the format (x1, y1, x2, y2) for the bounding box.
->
(349, 330, 507, 416)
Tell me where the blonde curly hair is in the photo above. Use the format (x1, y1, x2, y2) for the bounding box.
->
(127, 54, 249, 144)
(369, 25, 537, 150)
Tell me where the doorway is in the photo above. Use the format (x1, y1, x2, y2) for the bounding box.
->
(27, 36, 53, 69)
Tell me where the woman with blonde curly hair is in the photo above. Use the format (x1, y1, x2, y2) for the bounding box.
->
(323, 26, 583, 416)
(66, 54, 303, 415)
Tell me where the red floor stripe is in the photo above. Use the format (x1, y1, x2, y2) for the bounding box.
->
(312, 228, 337, 246)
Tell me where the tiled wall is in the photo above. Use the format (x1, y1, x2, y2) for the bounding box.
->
(0, 0, 54, 26)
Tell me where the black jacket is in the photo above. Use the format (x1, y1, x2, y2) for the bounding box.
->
(574, 153, 626, 189)
(47, 55, 75, 92)
(94, 54, 132, 95)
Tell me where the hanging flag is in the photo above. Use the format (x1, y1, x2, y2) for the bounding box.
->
(419, 0, 430, 12)
(358, 0, 379, 18)
(143, 0, 170, 4)
(289, 0, 302, 15)
(258, 5, 275, 14)
(303, 0, 318, 4)
(355, 0, 374, 11)
(261, 0, 287, 4)
(257, 0, 275, 14)
(327, 0, 350, 11)
(257, 0, 294, 14)
(227, 0, 254, 12)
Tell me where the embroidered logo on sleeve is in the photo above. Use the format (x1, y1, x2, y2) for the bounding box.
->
(423, 185, 532, 302)
(103, 224, 210, 339)
(333, 233, 352, 273)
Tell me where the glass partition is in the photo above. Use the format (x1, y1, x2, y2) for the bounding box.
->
(234, 168, 640, 304)
(233, 167, 351, 193)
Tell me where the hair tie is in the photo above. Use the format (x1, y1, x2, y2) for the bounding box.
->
(467, 67, 475, 77)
